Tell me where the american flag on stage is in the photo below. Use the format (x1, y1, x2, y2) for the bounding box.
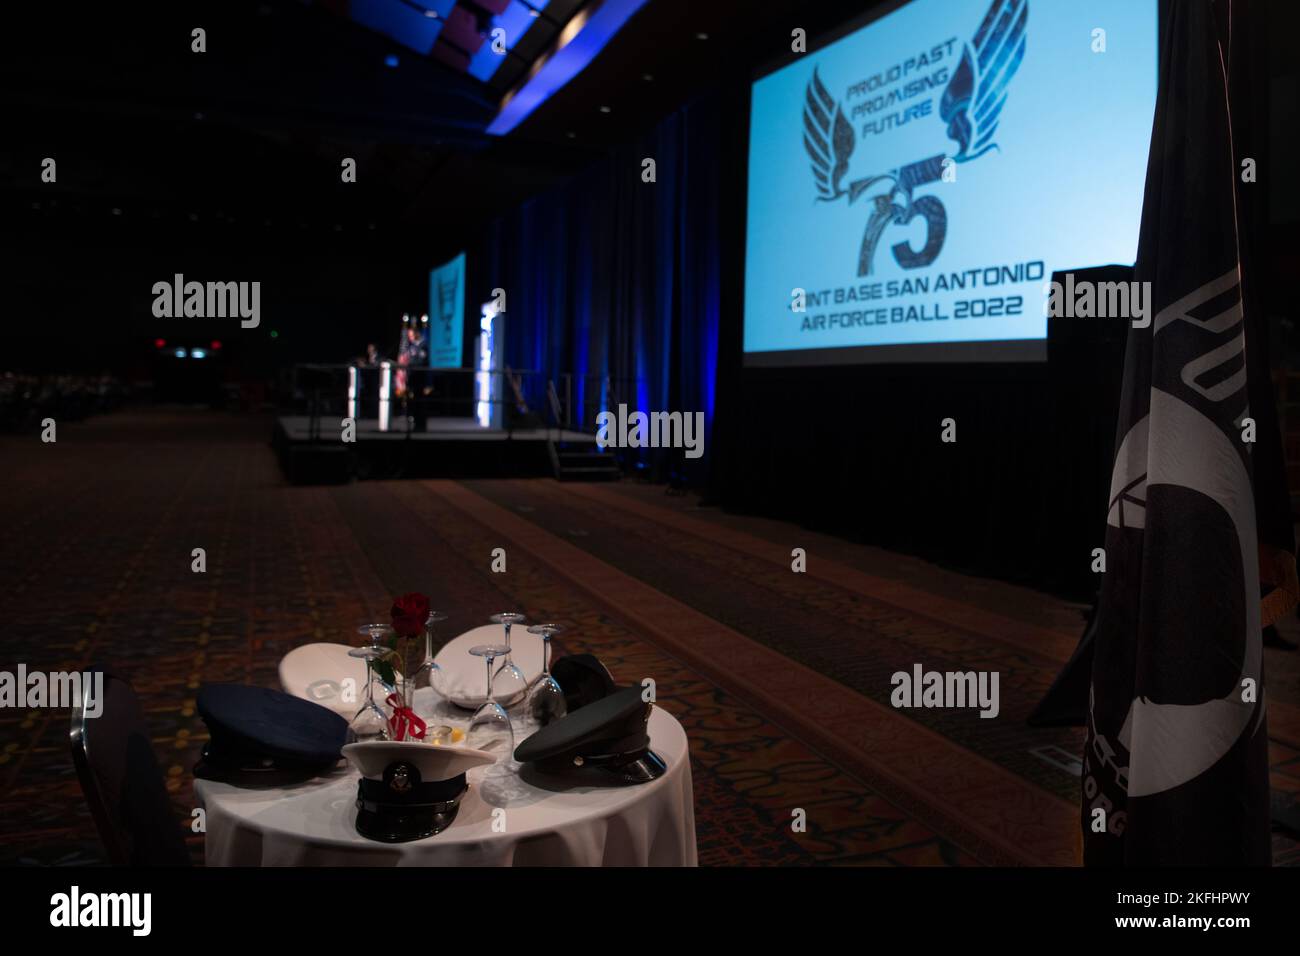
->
(1081, 0, 1295, 865)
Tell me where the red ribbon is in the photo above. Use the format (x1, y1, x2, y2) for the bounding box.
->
(385, 693, 427, 742)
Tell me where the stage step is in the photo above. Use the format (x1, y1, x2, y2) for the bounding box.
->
(549, 442, 620, 481)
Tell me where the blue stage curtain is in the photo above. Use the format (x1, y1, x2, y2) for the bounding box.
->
(485, 97, 721, 483)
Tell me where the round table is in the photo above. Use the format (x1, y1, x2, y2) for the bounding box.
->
(195, 704, 696, 867)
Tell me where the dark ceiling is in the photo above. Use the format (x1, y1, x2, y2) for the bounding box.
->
(0, 0, 887, 374)
(0, 0, 888, 256)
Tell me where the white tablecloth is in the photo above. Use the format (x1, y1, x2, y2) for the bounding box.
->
(195, 706, 696, 866)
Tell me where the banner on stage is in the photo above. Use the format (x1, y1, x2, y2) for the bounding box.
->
(428, 253, 466, 368)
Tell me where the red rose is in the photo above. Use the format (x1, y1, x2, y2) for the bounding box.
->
(390, 592, 430, 638)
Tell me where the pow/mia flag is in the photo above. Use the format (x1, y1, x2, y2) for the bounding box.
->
(1081, 0, 1294, 865)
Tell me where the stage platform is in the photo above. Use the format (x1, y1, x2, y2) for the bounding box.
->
(272, 415, 610, 483)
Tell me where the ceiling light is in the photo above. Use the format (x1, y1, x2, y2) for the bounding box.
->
(423, 9, 438, 17)
(599, 105, 611, 113)
(696, 32, 709, 40)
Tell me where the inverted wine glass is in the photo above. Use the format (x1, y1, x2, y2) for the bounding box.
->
(408, 610, 447, 696)
(347, 623, 394, 742)
(466, 643, 514, 753)
(525, 623, 567, 726)
(488, 612, 528, 703)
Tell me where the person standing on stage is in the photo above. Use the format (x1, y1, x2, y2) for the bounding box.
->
(396, 325, 428, 427)
(356, 343, 382, 419)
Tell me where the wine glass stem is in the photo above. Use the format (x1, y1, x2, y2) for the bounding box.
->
(542, 636, 550, 677)
(424, 624, 434, 662)
(504, 623, 512, 661)
(485, 656, 495, 702)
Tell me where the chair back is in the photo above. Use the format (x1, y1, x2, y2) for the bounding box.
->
(70, 671, 190, 865)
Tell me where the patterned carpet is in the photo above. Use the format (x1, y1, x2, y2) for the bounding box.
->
(1, 408, 1297, 866)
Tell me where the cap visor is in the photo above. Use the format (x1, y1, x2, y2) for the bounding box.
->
(598, 749, 667, 784)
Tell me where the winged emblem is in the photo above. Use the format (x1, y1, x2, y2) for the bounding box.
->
(803, 0, 1029, 275)
(940, 0, 1029, 162)
(803, 67, 854, 201)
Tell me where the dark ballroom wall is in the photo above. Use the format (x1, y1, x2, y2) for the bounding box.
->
(475, 97, 724, 485)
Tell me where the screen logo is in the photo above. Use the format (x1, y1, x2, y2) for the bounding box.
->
(802, 0, 1028, 276)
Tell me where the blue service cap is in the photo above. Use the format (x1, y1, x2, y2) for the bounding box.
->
(194, 683, 347, 784)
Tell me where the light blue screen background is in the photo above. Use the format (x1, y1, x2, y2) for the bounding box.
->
(744, 0, 1157, 358)
(428, 252, 466, 368)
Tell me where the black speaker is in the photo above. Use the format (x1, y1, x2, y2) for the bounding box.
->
(1045, 264, 1133, 598)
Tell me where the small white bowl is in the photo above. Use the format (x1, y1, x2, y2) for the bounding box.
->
(342, 740, 496, 782)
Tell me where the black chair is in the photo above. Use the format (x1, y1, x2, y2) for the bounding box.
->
(70, 671, 191, 866)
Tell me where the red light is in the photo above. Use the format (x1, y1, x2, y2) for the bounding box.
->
(210, 340, 222, 350)
(154, 338, 166, 349)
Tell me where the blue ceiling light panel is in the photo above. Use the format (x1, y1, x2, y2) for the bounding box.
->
(487, 0, 650, 135)
(432, 4, 488, 70)
(467, 1, 546, 82)
(349, 0, 447, 53)
(331, 0, 639, 133)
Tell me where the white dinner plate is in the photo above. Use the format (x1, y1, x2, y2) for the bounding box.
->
(434, 624, 544, 710)
(278, 642, 401, 719)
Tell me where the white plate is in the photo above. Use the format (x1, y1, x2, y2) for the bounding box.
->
(279, 643, 401, 719)
(434, 624, 544, 710)
(342, 740, 497, 781)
